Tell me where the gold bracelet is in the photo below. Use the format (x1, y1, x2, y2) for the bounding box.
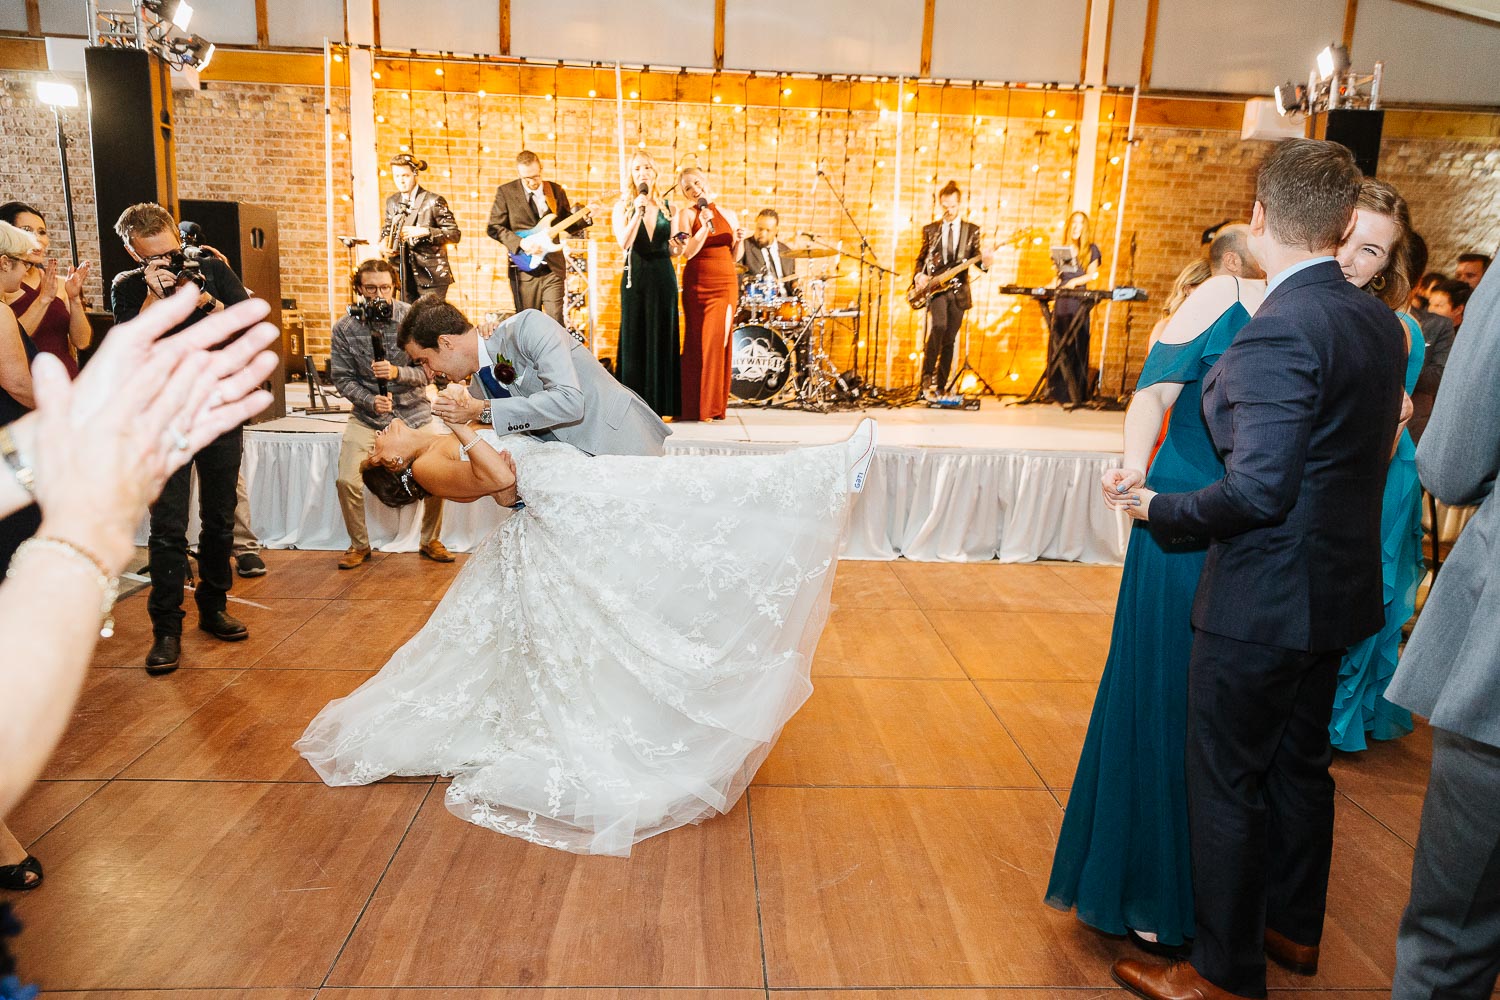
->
(0, 425, 35, 496)
(7, 536, 121, 638)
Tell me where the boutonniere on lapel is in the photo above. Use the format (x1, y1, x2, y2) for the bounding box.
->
(493, 353, 517, 385)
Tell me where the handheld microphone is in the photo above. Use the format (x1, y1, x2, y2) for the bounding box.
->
(696, 196, 715, 234)
(636, 182, 649, 197)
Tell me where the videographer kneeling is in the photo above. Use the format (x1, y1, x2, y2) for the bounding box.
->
(110, 202, 251, 675)
(331, 259, 452, 569)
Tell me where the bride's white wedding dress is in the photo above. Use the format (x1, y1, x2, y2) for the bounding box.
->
(297, 419, 877, 856)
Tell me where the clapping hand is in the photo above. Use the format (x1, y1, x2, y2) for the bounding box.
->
(28, 287, 278, 570)
(63, 260, 91, 302)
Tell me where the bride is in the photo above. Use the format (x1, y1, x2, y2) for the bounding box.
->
(297, 413, 877, 856)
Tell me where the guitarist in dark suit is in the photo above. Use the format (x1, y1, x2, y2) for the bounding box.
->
(381, 154, 462, 303)
(486, 150, 591, 325)
(912, 181, 993, 394)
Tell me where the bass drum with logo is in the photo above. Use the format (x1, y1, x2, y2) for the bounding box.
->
(730, 323, 794, 402)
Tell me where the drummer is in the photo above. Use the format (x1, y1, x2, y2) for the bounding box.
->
(736, 209, 797, 294)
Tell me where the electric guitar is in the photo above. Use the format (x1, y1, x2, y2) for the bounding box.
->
(509, 204, 595, 274)
(906, 226, 1043, 310)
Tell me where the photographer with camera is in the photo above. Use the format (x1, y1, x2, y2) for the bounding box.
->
(110, 202, 252, 675)
(330, 259, 452, 569)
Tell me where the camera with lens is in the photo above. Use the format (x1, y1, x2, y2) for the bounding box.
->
(347, 295, 394, 325)
(162, 245, 208, 288)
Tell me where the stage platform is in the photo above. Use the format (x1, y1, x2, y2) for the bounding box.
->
(173, 386, 1134, 564)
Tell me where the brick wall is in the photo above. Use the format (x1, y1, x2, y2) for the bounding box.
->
(4, 70, 1498, 390)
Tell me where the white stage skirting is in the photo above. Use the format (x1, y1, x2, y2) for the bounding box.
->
(146, 399, 1134, 564)
(146, 397, 1476, 565)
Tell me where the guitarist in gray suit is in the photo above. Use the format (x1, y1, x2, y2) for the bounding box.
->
(1386, 263, 1500, 1000)
(486, 150, 590, 325)
(400, 297, 670, 458)
(911, 181, 993, 395)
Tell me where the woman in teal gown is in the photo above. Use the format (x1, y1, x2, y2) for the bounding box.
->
(1330, 180, 1424, 752)
(1046, 272, 1263, 949)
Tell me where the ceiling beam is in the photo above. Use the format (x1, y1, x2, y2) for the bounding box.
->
(1139, 0, 1159, 90)
(920, 0, 936, 77)
(25, 0, 41, 36)
(1343, 0, 1359, 47)
(1079, 0, 1094, 85)
(255, 0, 269, 47)
(714, 0, 725, 70)
(499, 0, 511, 55)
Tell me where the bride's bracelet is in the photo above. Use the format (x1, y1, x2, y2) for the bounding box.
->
(8, 536, 121, 638)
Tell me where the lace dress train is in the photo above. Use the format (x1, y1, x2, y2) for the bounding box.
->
(297, 421, 876, 856)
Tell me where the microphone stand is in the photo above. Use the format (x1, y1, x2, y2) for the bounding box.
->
(816, 171, 893, 398)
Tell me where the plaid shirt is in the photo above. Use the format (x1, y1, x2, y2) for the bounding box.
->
(329, 300, 434, 430)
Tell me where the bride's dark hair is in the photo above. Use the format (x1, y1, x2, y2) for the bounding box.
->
(360, 458, 430, 509)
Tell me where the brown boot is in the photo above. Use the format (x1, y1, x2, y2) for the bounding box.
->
(1264, 927, 1319, 975)
(1112, 959, 1257, 1000)
(338, 546, 372, 570)
(419, 540, 455, 563)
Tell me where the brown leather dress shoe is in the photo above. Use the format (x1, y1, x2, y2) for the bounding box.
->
(1112, 958, 1257, 1000)
(1264, 927, 1319, 975)
(338, 546, 372, 570)
(419, 540, 455, 563)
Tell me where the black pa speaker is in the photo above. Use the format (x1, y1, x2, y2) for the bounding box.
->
(1325, 109, 1385, 177)
(84, 46, 178, 293)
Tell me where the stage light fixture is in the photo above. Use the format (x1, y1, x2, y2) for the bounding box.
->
(1316, 44, 1349, 81)
(167, 33, 214, 70)
(35, 80, 79, 108)
(142, 0, 193, 31)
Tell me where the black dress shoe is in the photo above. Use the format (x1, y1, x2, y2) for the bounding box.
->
(198, 610, 249, 642)
(145, 635, 181, 675)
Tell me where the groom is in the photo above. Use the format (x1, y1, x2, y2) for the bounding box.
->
(1109, 139, 1405, 999)
(398, 298, 670, 457)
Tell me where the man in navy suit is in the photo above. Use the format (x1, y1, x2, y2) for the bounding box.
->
(1110, 139, 1407, 999)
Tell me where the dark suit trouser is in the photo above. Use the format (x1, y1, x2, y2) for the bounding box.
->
(1186, 629, 1341, 998)
(1393, 727, 1500, 1000)
(147, 429, 242, 637)
(509, 267, 565, 325)
(921, 292, 965, 390)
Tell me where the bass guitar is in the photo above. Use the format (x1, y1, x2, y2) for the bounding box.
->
(509, 204, 595, 273)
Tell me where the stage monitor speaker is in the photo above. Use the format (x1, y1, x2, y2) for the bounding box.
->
(84, 46, 178, 294)
(1324, 109, 1385, 177)
(179, 200, 287, 422)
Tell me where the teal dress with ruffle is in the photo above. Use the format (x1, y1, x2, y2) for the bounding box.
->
(1329, 311, 1425, 751)
(1046, 298, 1251, 946)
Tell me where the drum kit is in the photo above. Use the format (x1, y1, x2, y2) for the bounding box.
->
(729, 242, 860, 409)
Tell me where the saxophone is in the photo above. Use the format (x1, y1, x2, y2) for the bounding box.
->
(380, 198, 408, 258)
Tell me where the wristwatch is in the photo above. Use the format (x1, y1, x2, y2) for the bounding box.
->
(480, 404, 492, 425)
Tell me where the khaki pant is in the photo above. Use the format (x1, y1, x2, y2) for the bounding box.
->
(232, 471, 260, 556)
(337, 418, 444, 551)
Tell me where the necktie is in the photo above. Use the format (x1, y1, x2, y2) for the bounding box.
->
(769, 245, 781, 279)
(475, 365, 510, 398)
(947, 222, 957, 262)
(533, 190, 548, 220)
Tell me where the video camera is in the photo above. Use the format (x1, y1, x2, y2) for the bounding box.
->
(347, 296, 394, 325)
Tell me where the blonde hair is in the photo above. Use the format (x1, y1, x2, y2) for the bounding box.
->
(1164, 258, 1213, 317)
(0, 220, 39, 260)
(623, 150, 664, 204)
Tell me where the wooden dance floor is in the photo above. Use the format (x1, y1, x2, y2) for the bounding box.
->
(10, 553, 1430, 994)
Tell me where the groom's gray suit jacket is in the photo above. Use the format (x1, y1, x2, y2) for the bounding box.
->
(473, 309, 670, 457)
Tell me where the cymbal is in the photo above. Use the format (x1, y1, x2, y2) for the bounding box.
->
(782, 245, 837, 259)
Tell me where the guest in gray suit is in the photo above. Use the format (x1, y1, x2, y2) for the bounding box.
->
(1386, 264, 1500, 1000)
(398, 297, 670, 458)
